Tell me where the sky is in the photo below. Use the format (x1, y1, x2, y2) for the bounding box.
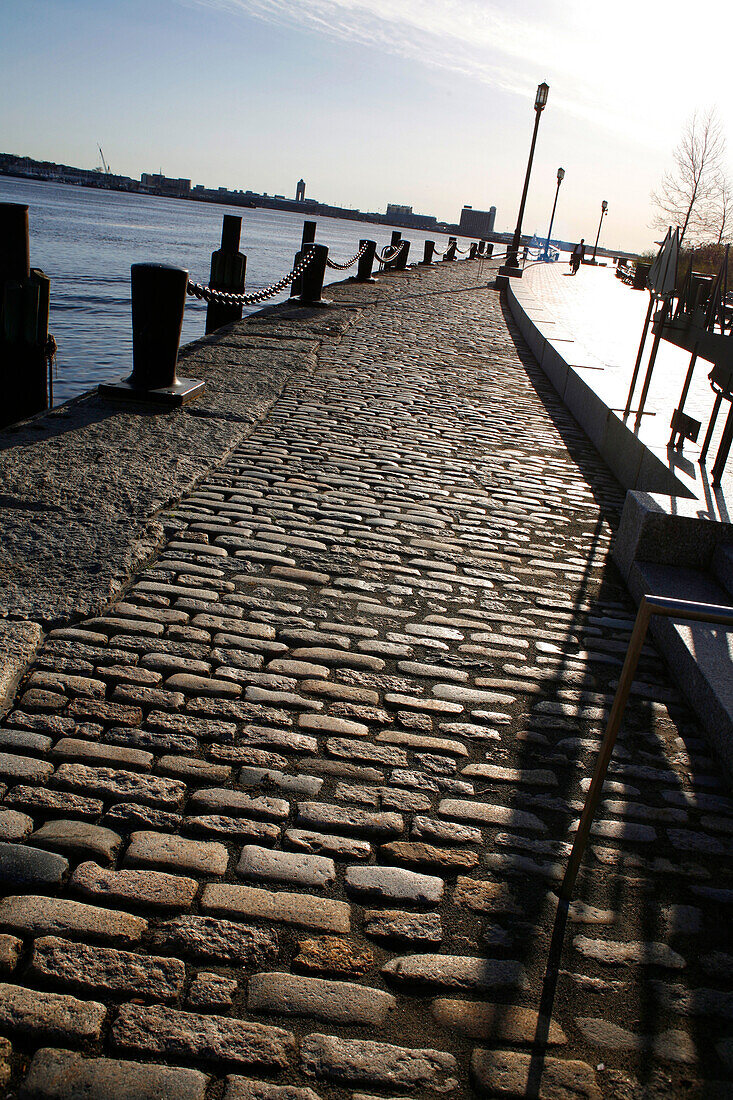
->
(3, 0, 733, 252)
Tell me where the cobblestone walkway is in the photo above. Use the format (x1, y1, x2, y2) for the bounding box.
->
(0, 261, 731, 1099)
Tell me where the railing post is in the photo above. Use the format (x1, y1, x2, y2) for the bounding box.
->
(0, 202, 52, 428)
(477, 240, 486, 256)
(394, 239, 410, 270)
(422, 240, 435, 265)
(99, 263, 204, 406)
(382, 231, 402, 273)
(205, 215, 246, 334)
(469, 243, 478, 260)
(485, 243, 494, 257)
(293, 244, 330, 307)
(356, 240, 376, 283)
(444, 238, 457, 261)
(291, 221, 317, 298)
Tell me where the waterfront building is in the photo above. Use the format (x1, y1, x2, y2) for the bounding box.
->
(459, 205, 496, 237)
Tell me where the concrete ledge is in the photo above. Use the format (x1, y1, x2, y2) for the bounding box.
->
(613, 491, 733, 581)
(506, 277, 694, 498)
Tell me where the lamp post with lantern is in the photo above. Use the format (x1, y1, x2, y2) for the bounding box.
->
(542, 167, 565, 261)
(592, 200, 608, 262)
(500, 81, 550, 278)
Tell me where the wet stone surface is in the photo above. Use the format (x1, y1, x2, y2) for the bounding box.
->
(0, 259, 730, 1097)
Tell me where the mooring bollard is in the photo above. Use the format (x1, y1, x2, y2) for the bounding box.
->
(444, 238, 457, 262)
(0, 202, 52, 428)
(381, 231, 401, 273)
(422, 240, 435, 265)
(205, 215, 246, 334)
(98, 263, 204, 406)
(477, 241, 486, 256)
(291, 221, 317, 297)
(485, 242, 494, 258)
(393, 239, 410, 271)
(469, 243, 478, 260)
(356, 240, 376, 282)
(293, 244, 330, 306)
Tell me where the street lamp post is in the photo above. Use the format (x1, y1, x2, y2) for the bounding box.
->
(542, 167, 565, 261)
(502, 82, 550, 275)
(592, 200, 608, 262)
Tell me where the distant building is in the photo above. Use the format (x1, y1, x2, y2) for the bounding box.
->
(459, 205, 496, 237)
(296, 179, 306, 202)
(140, 173, 191, 198)
(386, 203, 413, 220)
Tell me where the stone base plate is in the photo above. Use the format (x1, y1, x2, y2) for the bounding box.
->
(98, 377, 205, 407)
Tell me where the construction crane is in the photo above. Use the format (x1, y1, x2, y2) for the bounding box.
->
(97, 145, 111, 174)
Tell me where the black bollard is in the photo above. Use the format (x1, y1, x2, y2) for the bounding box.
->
(382, 231, 402, 273)
(469, 243, 478, 260)
(356, 239, 376, 283)
(291, 221, 317, 297)
(393, 239, 410, 270)
(293, 244, 330, 307)
(477, 241, 486, 256)
(444, 238, 457, 261)
(422, 240, 435, 265)
(485, 242, 494, 257)
(0, 203, 52, 428)
(205, 215, 246, 334)
(99, 263, 204, 406)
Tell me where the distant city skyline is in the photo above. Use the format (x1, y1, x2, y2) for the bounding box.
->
(4, 0, 733, 252)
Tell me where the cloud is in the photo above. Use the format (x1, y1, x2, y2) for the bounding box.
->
(185, 0, 733, 152)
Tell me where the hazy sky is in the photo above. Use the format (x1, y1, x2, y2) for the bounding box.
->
(3, 0, 732, 251)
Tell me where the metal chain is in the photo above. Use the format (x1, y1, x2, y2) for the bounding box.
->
(187, 247, 317, 307)
(325, 241, 369, 270)
(454, 246, 469, 255)
(377, 243, 404, 264)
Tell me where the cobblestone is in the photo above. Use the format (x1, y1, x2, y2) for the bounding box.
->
(20, 1049, 209, 1100)
(0, 259, 727, 1097)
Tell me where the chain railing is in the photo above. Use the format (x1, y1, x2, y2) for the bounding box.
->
(377, 243, 404, 265)
(326, 241, 369, 271)
(187, 247, 317, 307)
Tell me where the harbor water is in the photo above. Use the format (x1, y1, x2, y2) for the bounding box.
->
(0, 176, 475, 406)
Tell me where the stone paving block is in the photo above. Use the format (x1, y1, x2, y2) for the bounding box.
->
(151, 914, 277, 964)
(0, 752, 53, 783)
(471, 1049, 601, 1099)
(248, 971, 396, 1025)
(293, 936, 373, 976)
(431, 998, 566, 1045)
(223, 1078, 320, 1100)
(364, 910, 443, 945)
(202, 883, 351, 933)
(0, 933, 22, 972)
(0, 842, 69, 887)
(29, 935, 185, 1001)
(301, 1033, 458, 1091)
(0, 982, 106, 1042)
(237, 845, 336, 889)
(124, 831, 229, 876)
(112, 1003, 295, 1069)
(19, 1047, 209, 1099)
(49, 737, 154, 770)
(0, 894, 147, 943)
(30, 819, 122, 863)
(190, 787, 289, 820)
(187, 971, 238, 1010)
(0, 808, 35, 841)
(53, 763, 186, 808)
(297, 802, 403, 839)
(382, 953, 527, 992)
(345, 865, 444, 907)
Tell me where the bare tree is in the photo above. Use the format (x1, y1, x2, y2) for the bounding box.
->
(651, 107, 728, 245)
(712, 175, 732, 244)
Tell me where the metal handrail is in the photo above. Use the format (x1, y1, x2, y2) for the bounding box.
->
(560, 592, 733, 900)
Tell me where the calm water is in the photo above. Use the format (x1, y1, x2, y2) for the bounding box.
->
(1, 177, 473, 405)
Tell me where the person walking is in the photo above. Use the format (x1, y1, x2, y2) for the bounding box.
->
(570, 239, 585, 275)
